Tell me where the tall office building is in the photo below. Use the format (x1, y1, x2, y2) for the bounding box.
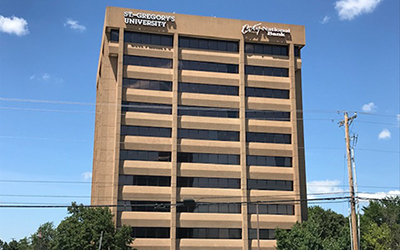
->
(91, 6, 307, 250)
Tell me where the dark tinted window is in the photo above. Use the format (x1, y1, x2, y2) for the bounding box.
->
(177, 177, 240, 189)
(121, 125, 171, 138)
(247, 204, 294, 215)
(248, 229, 275, 240)
(121, 101, 172, 115)
(247, 179, 293, 191)
(179, 129, 239, 141)
(119, 175, 171, 186)
(245, 87, 289, 99)
(179, 37, 238, 52)
(177, 228, 241, 239)
(124, 31, 173, 47)
(120, 150, 171, 162)
(247, 155, 292, 167)
(245, 65, 288, 77)
(294, 46, 301, 58)
(179, 105, 239, 118)
(131, 227, 170, 238)
(245, 43, 288, 56)
(124, 55, 172, 68)
(177, 203, 241, 213)
(110, 29, 119, 42)
(179, 60, 238, 73)
(177, 152, 240, 165)
(123, 78, 172, 91)
(118, 201, 171, 212)
(245, 109, 290, 121)
(179, 82, 238, 96)
(246, 132, 291, 144)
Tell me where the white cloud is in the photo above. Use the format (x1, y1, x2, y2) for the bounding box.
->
(397, 114, 400, 126)
(321, 16, 331, 24)
(29, 73, 63, 83)
(378, 128, 391, 140)
(64, 19, 86, 32)
(307, 180, 345, 199)
(358, 190, 400, 202)
(335, 0, 383, 21)
(362, 102, 377, 112)
(82, 172, 92, 180)
(0, 15, 29, 36)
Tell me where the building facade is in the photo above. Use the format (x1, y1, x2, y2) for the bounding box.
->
(91, 6, 307, 250)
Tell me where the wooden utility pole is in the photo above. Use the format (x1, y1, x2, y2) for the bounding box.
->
(339, 112, 359, 250)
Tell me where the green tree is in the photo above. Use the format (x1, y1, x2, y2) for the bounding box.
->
(54, 202, 134, 250)
(275, 206, 351, 250)
(30, 222, 56, 250)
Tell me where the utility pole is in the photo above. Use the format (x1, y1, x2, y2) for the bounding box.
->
(339, 111, 359, 250)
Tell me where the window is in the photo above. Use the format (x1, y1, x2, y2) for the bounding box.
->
(245, 87, 289, 99)
(179, 37, 238, 52)
(179, 82, 239, 96)
(247, 204, 294, 215)
(123, 55, 172, 68)
(246, 132, 291, 144)
(124, 31, 173, 46)
(118, 201, 171, 212)
(177, 228, 242, 239)
(121, 125, 171, 138)
(245, 65, 288, 77)
(110, 29, 119, 42)
(248, 229, 275, 240)
(247, 155, 292, 167)
(120, 150, 171, 162)
(179, 60, 238, 73)
(177, 152, 240, 165)
(131, 227, 170, 238)
(247, 179, 293, 191)
(119, 175, 171, 186)
(178, 105, 239, 118)
(178, 128, 239, 141)
(121, 101, 172, 115)
(245, 109, 290, 121)
(177, 177, 240, 189)
(294, 46, 301, 58)
(123, 78, 172, 91)
(245, 43, 288, 56)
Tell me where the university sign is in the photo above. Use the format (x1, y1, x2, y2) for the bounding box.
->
(242, 23, 290, 37)
(124, 12, 175, 27)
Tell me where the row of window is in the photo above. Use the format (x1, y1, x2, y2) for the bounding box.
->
(178, 128, 239, 141)
(121, 101, 172, 115)
(123, 55, 172, 68)
(245, 87, 289, 99)
(245, 65, 289, 77)
(178, 105, 239, 118)
(248, 204, 294, 215)
(131, 227, 170, 238)
(245, 43, 288, 56)
(121, 125, 172, 138)
(122, 78, 289, 100)
(177, 228, 242, 239)
(179, 60, 239, 74)
(120, 125, 290, 144)
(246, 110, 290, 121)
(179, 82, 239, 96)
(248, 179, 293, 191)
(124, 31, 173, 47)
(248, 229, 276, 240)
(177, 152, 240, 165)
(246, 132, 291, 144)
(117, 201, 294, 215)
(119, 174, 292, 191)
(123, 78, 172, 91)
(179, 36, 239, 52)
(120, 150, 171, 162)
(177, 177, 241, 189)
(247, 155, 292, 167)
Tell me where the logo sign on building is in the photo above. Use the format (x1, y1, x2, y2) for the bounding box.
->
(242, 23, 290, 37)
(124, 12, 175, 28)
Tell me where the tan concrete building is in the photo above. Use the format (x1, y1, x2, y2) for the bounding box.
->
(91, 6, 307, 250)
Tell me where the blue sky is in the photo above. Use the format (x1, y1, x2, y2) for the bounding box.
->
(0, 0, 399, 242)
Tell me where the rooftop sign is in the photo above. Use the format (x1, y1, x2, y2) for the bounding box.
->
(242, 23, 290, 37)
(124, 12, 175, 28)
